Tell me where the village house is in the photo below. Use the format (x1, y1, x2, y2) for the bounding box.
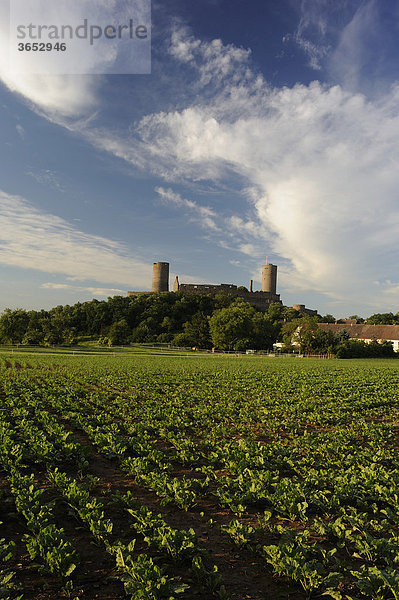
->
(317, 323, 399, 352)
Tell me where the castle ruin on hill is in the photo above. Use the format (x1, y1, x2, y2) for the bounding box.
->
(173, 262, 280, 310)
(127, 261, 317, 315)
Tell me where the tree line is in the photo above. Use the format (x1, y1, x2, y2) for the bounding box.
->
(0, 293, 299, 349)
(0, 293, 396, 357)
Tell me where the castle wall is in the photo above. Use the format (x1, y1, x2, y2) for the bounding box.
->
(178, 283, 280, 309)
(127, 291, 154, 297)
(179, 283, 237, 294)
(236, 290, 281, 309)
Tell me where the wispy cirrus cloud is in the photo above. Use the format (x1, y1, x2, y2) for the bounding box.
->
(0, 190, 151, 287)
(15, 123, 26, 139)
(327, 0, 392, 93)
(154, 186, 270, 259)
(169, 26, 252, 87)
(41, 282, 125, 296)
(155, 187, 220, 231)
(26, 169, 66, 192)
(282, 0, 334, 71)
(288, 0, 399, 95)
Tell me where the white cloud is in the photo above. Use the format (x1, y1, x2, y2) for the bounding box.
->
(0, 0, 148, 121)
(0, 0, 98, 121)
(155, 186, 220, 231)
(15, 124, 25, 138)
(155, 187, 271, 257)
(237, 243, 261, 257)
(41, 282, 125, 296)
(296, 0, 329, 37)
(289, 0, 393, 95)
(169, 26, 252, 87)
(0, 190, 151, 287)
(228, 215, 264, 240)
(291, 35, 328, 71)
(123, 32, 399, 309)
(0, 73, 99, 121)
(328, 0, 379, 91)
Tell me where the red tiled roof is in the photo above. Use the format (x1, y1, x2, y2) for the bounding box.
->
(317, 323, 399, 341)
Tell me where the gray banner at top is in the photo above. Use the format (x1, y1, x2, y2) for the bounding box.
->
(8, 0, 151, 75)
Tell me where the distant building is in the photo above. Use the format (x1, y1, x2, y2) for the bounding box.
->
(317, 323, 399, 351)
(292, 304, 318, 317)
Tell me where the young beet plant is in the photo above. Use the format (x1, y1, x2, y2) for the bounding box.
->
(125, 503, 198, 563)
(116, 551, 189, 600)
(10, 471, 79, 581)
(0, 524, 23, 600)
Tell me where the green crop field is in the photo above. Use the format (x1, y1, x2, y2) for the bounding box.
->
(1, 351, 399, 600)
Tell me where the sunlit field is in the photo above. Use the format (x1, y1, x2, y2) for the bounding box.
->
(1, 350, 399, 600)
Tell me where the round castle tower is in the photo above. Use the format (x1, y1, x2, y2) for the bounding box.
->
(261, 263, 277, 294)
(152, 262, 169, 292)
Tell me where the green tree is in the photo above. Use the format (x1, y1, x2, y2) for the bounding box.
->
(267, 302, 285, 322)
(251, 313, 278, 350)
(349, 315, 364, 323)
(181, 312, 211, 348)
(131, 322, 154, 343)
(282, 306, 300, 322)
(336, 338, 395, 358)
(365, 312, 395, 325)
(213, 291, 235, 309)
(22, 329, 44, 345)
(335, 329, 350, 343)
(108, 319, 130, 345)
(161, 316, 175, 333)
(319, 314, 336, 323)
(171, 332, 193, 347)
(282, 317, 319, 352)
(209, 301, 255, 350)
(0, 309, 29, 344)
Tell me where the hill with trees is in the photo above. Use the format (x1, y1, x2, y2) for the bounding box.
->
(0, 294, 397, 356)
(0, 294, 298, 349)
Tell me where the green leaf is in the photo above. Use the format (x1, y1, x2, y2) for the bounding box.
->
(322, 590, 342, 600)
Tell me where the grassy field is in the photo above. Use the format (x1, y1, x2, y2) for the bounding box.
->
(1, 350, 399, 600)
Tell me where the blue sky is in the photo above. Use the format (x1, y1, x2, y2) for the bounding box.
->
(1, 0, 399, 317)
